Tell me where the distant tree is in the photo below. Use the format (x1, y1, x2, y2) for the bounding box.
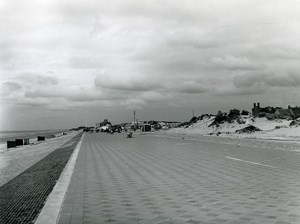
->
(228, 109, 240, 122)
(258, 113, 266, 118)
(241, 110, 250, 115)
(229, 109, 240, 116)
(209, 112, 227, 127)
(188, 116, 199, 125)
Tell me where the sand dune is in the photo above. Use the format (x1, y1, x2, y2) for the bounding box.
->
(168, 116, 300, 141)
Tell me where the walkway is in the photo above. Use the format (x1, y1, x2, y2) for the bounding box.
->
(58, 133, 300, 224)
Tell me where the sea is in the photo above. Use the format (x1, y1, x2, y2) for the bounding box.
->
(0, 129, 67, 152)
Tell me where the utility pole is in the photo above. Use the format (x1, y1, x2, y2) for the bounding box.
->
(134, 110, 136, 131)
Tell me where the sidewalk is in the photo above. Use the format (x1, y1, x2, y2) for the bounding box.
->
(58, 132, 300, 224)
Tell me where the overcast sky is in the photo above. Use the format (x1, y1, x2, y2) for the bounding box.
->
(1, 0, 300, 130)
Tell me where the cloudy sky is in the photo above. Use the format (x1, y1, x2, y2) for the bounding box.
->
(1, 0, 300, 130)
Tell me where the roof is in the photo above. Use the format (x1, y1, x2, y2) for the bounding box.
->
(290, 107, 300, 117)
(100, 120, 111, 126)
(275, 109, 292, 116)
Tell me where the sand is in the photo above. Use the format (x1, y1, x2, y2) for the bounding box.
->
(0, 131, 79, 187)
(167, 116, 300, 141)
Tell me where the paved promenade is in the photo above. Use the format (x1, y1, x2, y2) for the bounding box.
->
(58, 133, 300, 224)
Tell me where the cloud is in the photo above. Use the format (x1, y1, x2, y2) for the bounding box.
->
(265, 73, 300, 87)
(15, 74, 59, 85)
(0, 82, 22, 96)
(177, 82, 209, 94)
(0, 74, 61, 108)
(69, 56, 105, 69)
(1, 0, 300, 129)
(233, 72, 300, 89)
(32, 75, 59, 87)
(215, 83, 265, 96)
(120, 98, 146, 108)
(23, 85, 118, 103)
(35, 75, 59, 85)
(94, 73, 163, 91)
(211, 55, 261, 70)
(139, 91, 169, 102)
(233, 73, 264, 88)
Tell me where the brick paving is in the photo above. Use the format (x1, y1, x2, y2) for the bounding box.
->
(59, 133, 300, 224)
(0, 133, 83, 224)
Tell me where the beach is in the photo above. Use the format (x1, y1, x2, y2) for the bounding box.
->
(0, 131, 79, 187)
(0, 129, 68, 153)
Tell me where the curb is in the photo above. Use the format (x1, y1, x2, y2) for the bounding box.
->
(35, 133, 84, 224)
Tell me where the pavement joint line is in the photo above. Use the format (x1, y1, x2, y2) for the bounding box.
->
(225, 156, 277, 168)
(34, 133, 84, 224)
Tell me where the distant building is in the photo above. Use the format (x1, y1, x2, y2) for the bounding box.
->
(288, 106, 300, 118)
(142, 124, 151, 132)
(130, 121, 145, 129)
(252, 102, 281, 117)
(95, 119, 112, 130)
(100, 119, 111, 127)
(252, 103, 260, 117)
(275, 109, 293, 118)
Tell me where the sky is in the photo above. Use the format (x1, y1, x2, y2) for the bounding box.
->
(1, 0, 300, 130)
